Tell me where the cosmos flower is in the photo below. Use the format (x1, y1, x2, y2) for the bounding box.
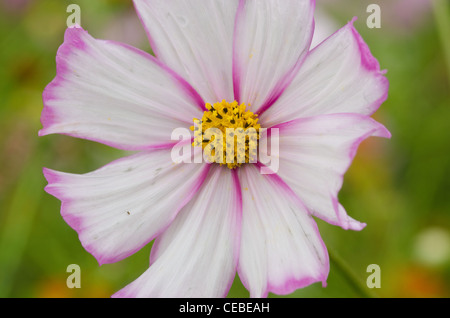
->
(40, 0, 390, 298)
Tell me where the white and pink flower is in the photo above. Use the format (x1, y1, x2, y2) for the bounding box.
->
(40, 0, 390, 298)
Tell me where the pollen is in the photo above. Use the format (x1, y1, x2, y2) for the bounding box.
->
(191, 100, 261, 169)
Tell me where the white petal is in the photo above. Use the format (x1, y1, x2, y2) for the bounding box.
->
(113, 165, 241, 298)
(133, 0, 239, 103)
(270, 113, 391, 231)
(310, 8, 338, 49)
(260, 19, 389, 127)
(44, 149, 210, 265)
(233, 0, 315, 113)
(40, 27, 203, 150)
(238, 164, 329, 298)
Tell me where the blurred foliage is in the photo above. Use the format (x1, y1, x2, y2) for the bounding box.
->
(0, 0, 449, 298)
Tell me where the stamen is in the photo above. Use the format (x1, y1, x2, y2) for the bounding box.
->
(192, 100, 261, 169)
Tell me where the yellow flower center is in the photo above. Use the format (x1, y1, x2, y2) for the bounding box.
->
(191, 100, 261, 169)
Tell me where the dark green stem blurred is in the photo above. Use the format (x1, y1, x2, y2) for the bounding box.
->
(329, 249, 378, 298)
(432, 0, 450, 86)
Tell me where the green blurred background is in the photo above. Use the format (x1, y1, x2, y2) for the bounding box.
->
(0, 0, 449, 298)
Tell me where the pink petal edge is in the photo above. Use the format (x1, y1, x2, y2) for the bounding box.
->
(39, 26, 206, 150)
(236, 163, 329, 297)
(232, 0, 316, 113)
(43, 158, 211, 266)
(271, 113, 390, 231)
(258, 16, 389, 118)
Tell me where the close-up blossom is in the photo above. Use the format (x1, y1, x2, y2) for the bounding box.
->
(39, 0, 390, 298)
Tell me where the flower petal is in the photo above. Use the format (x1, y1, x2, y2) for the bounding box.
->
(43, 149, 210, 265)
(269, 113, 391, 231)
(133, 0, 239, 103)
(40, 26, 203, 151)
(237, 164, 329, 298)
(113, 166, 241, 297)
(310, 8, 338, 49)
(233, 0, 315, 113)
(260, 19, 389, 127)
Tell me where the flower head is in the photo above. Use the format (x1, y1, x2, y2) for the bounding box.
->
(41, 0, 390, 298)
